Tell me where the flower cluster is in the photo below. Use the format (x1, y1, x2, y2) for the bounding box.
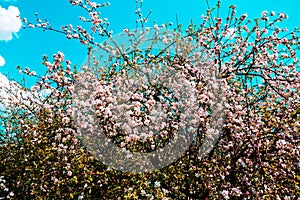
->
(1, 0, 299, 199)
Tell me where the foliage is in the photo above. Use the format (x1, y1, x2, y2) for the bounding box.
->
(0, 0, 299, 199)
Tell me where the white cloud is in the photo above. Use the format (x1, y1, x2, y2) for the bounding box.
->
(224, 28, 236, 40)
(0, 5, 22, 41)
(0, 73, 52, 112)
(0, 72, 10, 110)
(0, 72, 9, 86)
(0, 55, 5, 66)
(0, 73, 27, 110)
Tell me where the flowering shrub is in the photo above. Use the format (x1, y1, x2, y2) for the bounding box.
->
(0, 0, 299, 199)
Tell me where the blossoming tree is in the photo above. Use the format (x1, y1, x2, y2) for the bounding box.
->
(0, 0, 299, 199)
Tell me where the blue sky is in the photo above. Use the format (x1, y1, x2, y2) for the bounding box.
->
(0, 0, 299, 87)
